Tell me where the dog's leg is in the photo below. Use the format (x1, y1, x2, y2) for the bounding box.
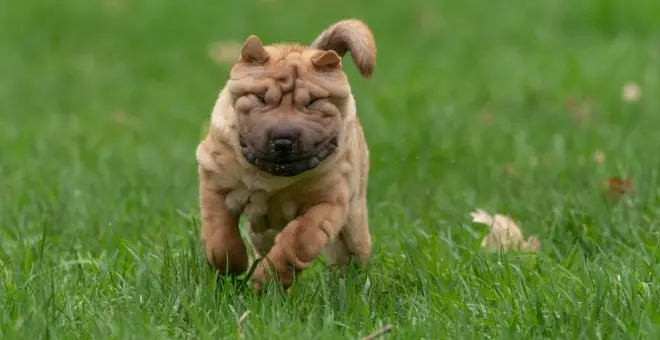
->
(250, 195, 348, 291)
(339, 196, 372, 267)
(323, 197, 371, 275)
(199, 167, 248, 276)
(323, 236, 351, 269)
(323, 236, 354, 278)
(246, 220, 278, 259)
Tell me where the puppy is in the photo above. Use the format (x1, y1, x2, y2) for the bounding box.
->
(195, 19, 376, 291)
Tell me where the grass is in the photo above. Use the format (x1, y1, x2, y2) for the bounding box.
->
(1, 0, 660, 338)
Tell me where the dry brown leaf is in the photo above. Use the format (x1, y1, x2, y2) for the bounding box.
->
(592, 150, 606, 164)
(604, 177, 633, 197)
(621, 82, 641, 103)
(208, 41, 242, 64)
(564, 95, 593, 124)
(471, 209, 540, 252)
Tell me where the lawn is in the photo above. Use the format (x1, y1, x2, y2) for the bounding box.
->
(1, 0, 660, 338)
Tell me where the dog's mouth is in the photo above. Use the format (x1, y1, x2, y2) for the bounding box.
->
(239, 137, 338, 177)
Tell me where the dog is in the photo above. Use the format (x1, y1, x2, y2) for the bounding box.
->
(195, 19, 376, 291)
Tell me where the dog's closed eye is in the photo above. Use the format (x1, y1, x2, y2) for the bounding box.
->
(255, 94, 267, 104)
(305, 97, 320, 108)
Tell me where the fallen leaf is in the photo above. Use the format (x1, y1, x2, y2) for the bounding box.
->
(523, 236, 541, 251)
(604, 177, 633, 196)
(592, 150, 606, 164)
(470, 209, 540, 252)
(208, 41, 242, 64)
(564, 95, 593, 124)
(621, 82, 641, 103)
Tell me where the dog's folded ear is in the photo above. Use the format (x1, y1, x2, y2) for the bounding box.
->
(311, 19, 377, 78)
(240, 35, 269, 64)
(311, 50, 342, 70)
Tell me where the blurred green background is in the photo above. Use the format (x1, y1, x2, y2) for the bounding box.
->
(1, 0, 659, 339)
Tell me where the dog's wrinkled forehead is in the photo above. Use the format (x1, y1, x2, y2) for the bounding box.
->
(227, 44, 350, 98)
(246, 47, 304, 92)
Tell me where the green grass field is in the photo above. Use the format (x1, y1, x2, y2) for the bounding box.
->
(2, 0, 660, 338)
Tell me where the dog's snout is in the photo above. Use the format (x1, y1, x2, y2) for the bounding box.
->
(269, 125, 301, 140)
(267, 125, 301, 157)
(269, 138, 295, 155)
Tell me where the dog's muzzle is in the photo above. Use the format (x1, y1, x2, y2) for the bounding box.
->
(240, 137, 338, 177)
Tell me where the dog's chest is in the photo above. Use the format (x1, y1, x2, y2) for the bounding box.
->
(225, 187, 298, 229)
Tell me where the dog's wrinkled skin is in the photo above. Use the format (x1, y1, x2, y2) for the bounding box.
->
(195, 19, 376, 291)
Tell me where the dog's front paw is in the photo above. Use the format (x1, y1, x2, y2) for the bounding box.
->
(250, 244, 304, 292)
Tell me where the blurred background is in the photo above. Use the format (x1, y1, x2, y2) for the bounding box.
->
(1, 0, 659, 338)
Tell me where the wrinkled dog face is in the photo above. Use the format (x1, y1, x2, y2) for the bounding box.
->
(226, 36, 354, 177)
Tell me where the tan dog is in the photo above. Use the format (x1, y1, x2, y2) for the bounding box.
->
(195, 19, 376, 291)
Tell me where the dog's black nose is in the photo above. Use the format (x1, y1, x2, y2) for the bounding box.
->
(269, 138, 295, 155)
(267, 125, 301, 157)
